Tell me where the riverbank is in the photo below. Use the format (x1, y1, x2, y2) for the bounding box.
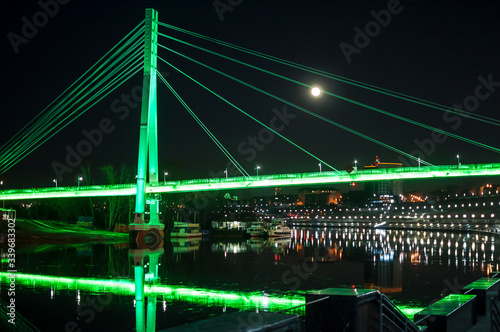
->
(0, 219, 127, 246)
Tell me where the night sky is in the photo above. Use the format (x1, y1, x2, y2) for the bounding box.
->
(1, 0, 500, 189)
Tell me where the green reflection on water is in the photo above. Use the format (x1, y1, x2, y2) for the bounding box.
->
(0, 272, 304, 312)
(0, 272, 427, 320)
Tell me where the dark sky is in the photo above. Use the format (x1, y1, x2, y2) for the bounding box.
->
(1, 0, 500, 189)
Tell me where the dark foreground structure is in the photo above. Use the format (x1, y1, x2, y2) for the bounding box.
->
(159, 275, 500, 332)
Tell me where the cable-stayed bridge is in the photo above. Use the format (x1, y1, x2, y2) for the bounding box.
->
(1, 9, 500, 221)
(3, 8, 499, 332)
(2, 163, 500, 200)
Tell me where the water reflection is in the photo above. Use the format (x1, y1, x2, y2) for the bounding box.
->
(1, 227, 499, 330)
(130, 248, 163, 332)
(208, 228, 499, 273)
(171, 238, 200, 254)
(0, 241, 304, 331)
(211, 237, 292, 255)
(206, 227, 499, 306)
(289, 228, 499, 272)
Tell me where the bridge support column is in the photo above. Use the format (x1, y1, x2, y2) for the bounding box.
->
(130, 8, 164, 243)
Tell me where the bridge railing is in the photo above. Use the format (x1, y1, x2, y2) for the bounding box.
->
(0, 183, 137, 194)
(3, 163, 500, 195)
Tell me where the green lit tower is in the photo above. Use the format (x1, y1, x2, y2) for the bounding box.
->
(129, 8, 164, 332)
(129, 8, 165, 247)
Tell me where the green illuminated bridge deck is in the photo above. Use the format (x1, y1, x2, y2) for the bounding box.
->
(2, 163, 500, 200)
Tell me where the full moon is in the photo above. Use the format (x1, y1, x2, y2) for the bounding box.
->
(311, 87, 321, 97)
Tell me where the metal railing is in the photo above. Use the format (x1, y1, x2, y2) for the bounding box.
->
(379, 293, 421, 332)
(274, 296, 329, 331)
(3, 162, 500, 195)
(275, 295, 329, 316)
(277, 293, 422, 332)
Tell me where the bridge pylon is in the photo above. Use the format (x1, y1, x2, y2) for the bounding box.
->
(129, 8, 164, 246)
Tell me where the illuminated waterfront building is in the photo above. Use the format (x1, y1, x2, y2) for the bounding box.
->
(364, 156, 404, 202)
(297, 188, 341, 207)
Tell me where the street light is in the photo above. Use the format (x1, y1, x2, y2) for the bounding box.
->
(456, 154, 460, 168)
(224, 168, 228, 179)
(77, 176, 83, 187)
(354, 159, 358, 169)
(256, 165, 261, 176)
(53, 179, 58, 187)
(164, 171, 168, 184)
(418, 157, 421, 169)
(318, 163, 322, 173)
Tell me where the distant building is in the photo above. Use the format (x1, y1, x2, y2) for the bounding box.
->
(298, 187, 341, 207)
(210, 197, 255, 221)
(407, 191, 426, 202)
(270, 194, 300, 207)
(364, 156, 403, 202)
(343, 190, 365, 204)
(428, 185, 460, 202)
(479, 183, 500, 196)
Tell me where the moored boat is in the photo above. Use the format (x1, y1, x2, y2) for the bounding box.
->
(268, 224, 291, 237)
(169, 221, 202, 238)
(246, 222, 267, 237)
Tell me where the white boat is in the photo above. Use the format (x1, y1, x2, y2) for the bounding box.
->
(246, 222, 267, 237)
(0, 208, 16, 245)
(268, 224, 291, 237)
(170, 221, 202, 238)
(1, 208, 16, 221)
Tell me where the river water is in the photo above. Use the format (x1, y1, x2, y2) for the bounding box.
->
(1, 226, 498, 331)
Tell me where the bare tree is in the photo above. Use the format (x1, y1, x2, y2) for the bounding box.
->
(100, 164, 135, 231)
(53, 198, 77, 223)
